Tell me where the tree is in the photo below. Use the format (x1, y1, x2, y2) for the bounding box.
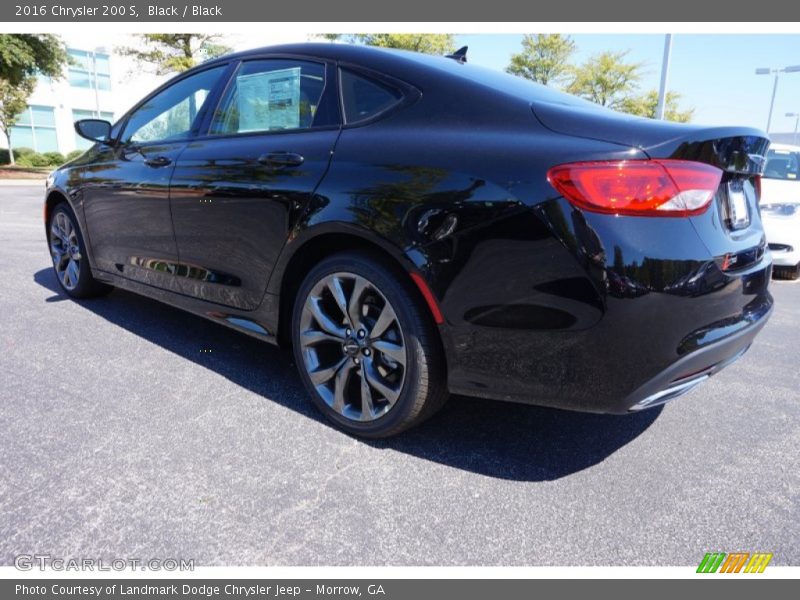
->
(320, 34, 455, 55)
(0, 34, 68, 86)
(619, 89, 694, 123)
(566, 50, 642, 110)
(118, 34, 231, 75)
(506, 34, 576, 87)
(0, 76, 36, 165)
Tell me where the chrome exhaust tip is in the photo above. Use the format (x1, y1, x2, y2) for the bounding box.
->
(629, 374, 710, 412)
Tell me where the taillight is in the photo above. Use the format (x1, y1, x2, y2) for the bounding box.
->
(753, 175, 762, 203)
(547, 160, 723, 217)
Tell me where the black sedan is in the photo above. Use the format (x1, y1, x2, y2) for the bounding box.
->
(45, 43, 773, 437)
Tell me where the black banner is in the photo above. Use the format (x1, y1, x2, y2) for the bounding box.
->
(3, 0, 800, 22)
(4, 579, 799, 599)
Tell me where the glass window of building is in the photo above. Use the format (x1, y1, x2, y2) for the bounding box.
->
(68, 48, 112, 90)
(10, 105, 59, 153)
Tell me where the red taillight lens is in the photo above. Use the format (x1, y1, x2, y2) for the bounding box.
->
(753, 175, 762, 203)
(547, 159, 723, 217)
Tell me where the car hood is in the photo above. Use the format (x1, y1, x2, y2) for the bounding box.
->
(760, 177, 800, 205)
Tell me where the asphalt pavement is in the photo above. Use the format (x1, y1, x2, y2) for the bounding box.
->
(1, 185, 798, 566)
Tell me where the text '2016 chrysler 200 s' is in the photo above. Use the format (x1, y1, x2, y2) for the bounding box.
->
(44, 43, 773, 437)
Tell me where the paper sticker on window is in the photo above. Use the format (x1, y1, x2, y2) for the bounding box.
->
(237, 67, 301, 132)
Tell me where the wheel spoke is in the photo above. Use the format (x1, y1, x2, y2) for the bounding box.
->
(347, 276, 368, 329)
(61, 264, 71, 287)
(372, 340, 406, 366)
(364, 358, 400, 405)
(359, 367, 375, 420)
(370, 303, 396, 339)
(327, 276, 349, 323)
(309, 357, 347, 386)
(332, 360, 354, 413)
(300, 329, 344, 345)
(66, 260, 80, 287)
(306, 296, 347, 339)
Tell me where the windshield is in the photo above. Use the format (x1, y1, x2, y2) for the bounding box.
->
(763, 148, 800, 180)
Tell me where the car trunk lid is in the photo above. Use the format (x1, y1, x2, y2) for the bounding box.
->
(533, 100, 770, 270)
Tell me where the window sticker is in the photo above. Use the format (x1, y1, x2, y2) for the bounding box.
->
(237, 67, 301, 131)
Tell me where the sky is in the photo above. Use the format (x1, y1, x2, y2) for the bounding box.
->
(455, 33, 800, 132)
(61, 32, 800, 134)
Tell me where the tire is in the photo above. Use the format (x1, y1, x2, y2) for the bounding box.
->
(773, 263, 800, 280)
(291, 250, 448, 438)
(48, 202, 112, 299)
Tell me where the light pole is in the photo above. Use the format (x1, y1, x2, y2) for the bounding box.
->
(755, 65, 800, 133)
(655, 34, 673, 121)
(90, 46, 108, 118)
(787, 112, 800, 145)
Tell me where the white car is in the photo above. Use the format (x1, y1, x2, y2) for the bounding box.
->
(760, 143, 800, 279)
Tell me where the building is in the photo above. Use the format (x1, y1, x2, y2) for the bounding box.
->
(3, 46, 117, 156)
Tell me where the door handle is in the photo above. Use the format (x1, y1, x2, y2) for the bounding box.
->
(144, 156, 172, 168)
(257, 152, 304, 168)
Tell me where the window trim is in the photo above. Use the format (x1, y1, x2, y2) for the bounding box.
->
(114, 62, 235, 147)
(196, 56, 341, 141)
(336, 63, 419, 128)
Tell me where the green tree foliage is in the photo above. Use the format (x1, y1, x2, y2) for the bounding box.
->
(505, 34, 576, 87)
(0, 34, 68, 86)
(321, 34, 455, 55)
(0, 76, 36, 165)
(118, 34, 231, 75)
(619, 89, 693, 123)
(566, 50, 642, 110)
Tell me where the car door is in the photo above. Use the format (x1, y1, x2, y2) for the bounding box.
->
(168, 58, 341, 310)
(80, 64, 228, 291)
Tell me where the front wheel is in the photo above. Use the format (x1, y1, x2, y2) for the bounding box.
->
(48, 203, 112, 298)
(291, 251, 448, 438)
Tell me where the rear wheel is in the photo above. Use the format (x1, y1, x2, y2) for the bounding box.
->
(291, 251, 448, 438)
(48, 203, 112, 298)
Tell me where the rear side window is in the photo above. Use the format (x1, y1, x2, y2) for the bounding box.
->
(210, 59, 327, 135)
(340, 69, 403, 124)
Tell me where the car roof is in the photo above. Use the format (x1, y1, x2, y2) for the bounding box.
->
(198, 42, 590, 108)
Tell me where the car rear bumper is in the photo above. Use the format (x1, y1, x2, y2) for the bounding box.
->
(621, 293, 772, 412)
(438, 202, 775, 415)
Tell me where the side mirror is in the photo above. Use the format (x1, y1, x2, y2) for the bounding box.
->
(74, 119, 112, 144)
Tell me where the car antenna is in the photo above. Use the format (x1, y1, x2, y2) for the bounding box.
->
(445, 46, 468, 63)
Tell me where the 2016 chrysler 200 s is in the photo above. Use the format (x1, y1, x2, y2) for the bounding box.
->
(45, 43, 773, 437)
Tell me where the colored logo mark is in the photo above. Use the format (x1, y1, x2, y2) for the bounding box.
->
(697, 552, 773, 573)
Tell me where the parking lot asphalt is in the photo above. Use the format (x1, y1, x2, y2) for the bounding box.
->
(1, 185, 798, 566)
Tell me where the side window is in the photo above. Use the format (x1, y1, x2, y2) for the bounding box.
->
(122, 66, 226, 144)
(340, 69, 403, 123)
(210, 60, 326, 135)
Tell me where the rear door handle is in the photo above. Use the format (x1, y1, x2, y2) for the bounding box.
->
(144, 156, 172, 168)
(257, 152, 305, 168)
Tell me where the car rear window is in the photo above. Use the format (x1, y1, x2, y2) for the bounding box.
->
(340, 69, 403, 124)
